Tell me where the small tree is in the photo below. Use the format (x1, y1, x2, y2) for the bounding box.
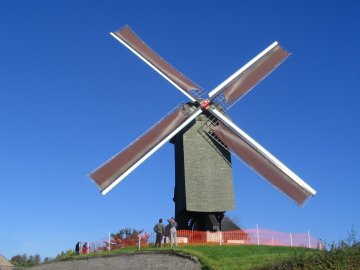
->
(43, 257, 54, 263)
(55, 249, 75, 260)
(33, 254, 41, 265)
(104, 227, 150, 250)
(10, 254, 24, 266)
(10, 253, 41, 267)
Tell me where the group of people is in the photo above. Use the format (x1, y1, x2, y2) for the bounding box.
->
(74, 218, 177, 252)
(75, 241, 89, 255)
(153, 217, 178, 248)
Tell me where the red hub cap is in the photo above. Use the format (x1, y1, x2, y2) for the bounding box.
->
(200, 99, 211, 110)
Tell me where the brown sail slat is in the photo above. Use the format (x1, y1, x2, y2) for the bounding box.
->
(113, 26, 200, 95)
(211, 122, 312, 205)
(216, 44, 289, 104)
(91, 106, 196, 192)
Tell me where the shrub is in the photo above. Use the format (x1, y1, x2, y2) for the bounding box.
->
(55, 249, 75, 260)
(98, 227, 150, 251)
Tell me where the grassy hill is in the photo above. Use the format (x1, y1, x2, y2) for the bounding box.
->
(176, 245, 316, 270)
(178, 241, 360, 270)
(53, 245, 317, 270)
(50, 230, 359, 270)
(253, 239, 360, 270)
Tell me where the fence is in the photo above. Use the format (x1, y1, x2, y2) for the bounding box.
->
(80, 228, 322, 254)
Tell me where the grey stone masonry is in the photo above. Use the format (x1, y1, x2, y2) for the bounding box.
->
(30, 252, 201, 270)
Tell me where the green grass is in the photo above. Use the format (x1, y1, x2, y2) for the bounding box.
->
(253, 242, 360, 270)
(55, 241, 360, 270)
(252, 228, 360, 270)
(56, 245, 316, 270)
(175, 245, 316, 270)
(52, 228, 359, 269)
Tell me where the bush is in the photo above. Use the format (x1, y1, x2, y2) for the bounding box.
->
(108, 227, 150, 250)
(10, 254, 41, 267)
(55, 249, 76, 260)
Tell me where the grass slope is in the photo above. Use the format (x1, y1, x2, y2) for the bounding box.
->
(253, 242, 360, 270)
(176, 245, 315, 270)
(55, 245, 316, 270)
(50, 229, 359, 270)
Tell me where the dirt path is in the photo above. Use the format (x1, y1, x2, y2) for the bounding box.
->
(30, 252, 202, 270)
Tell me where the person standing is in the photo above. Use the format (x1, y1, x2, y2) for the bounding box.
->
(153, 218, 165, 248)
(75, 241, 80, 255)
(82, 242, 89, 254)
(167, 217, 178, 248)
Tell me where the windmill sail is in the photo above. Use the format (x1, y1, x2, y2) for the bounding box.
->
(90, 106, 201, 195)
(208, 42, 289, 105)
(111, 26, 204, 101)
(90, 24, 316, 214)
(210, 109, 316, 205)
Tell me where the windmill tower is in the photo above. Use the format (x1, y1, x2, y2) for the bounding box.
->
(171, 104, 235, 230)
(89, 26, 317, 230)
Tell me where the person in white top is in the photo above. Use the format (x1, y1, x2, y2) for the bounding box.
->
(167, 217, 178, 248)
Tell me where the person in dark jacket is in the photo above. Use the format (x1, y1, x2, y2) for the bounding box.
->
(153, 218, 165, 248)
(75, 241, 80, 255)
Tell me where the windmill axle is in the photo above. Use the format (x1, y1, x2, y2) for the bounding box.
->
(199, 99, 211, 110)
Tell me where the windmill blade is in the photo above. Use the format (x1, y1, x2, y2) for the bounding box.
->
(209, 108, 316, 205)
(90, 105, 202, 195)
(111, 26, 203, 101)
(208, 42, 290, 106)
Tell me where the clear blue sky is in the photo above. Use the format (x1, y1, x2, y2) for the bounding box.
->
(1, 0, 359, 259)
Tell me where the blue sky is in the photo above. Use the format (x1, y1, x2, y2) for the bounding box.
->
(1, 0, 360, 259)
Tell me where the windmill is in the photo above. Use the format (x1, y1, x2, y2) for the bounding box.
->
(90, 26, 316, 231)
